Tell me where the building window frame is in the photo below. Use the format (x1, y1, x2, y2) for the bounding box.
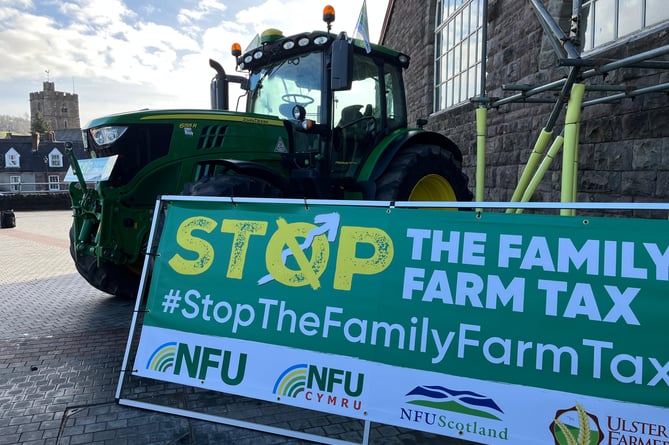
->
(434, 0, 484, 111)
(581, 0, 669, 51)
(48, 175, 60, 191)
(48, 148, 63, 167)
(9, 175, 21, 192)
(5, 148, 20, 168)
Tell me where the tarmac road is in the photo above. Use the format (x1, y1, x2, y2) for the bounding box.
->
(0, 210, 478, 445)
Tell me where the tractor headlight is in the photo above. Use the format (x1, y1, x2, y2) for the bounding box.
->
(91, 126, 128, 146)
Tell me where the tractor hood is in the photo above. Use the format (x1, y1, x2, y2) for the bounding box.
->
(84, 108, 285, 130)
(79, 108, 293, 191)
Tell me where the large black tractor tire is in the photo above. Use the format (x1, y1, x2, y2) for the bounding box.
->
(375, 144, 473, 202)
(69, 226, 140, 299)
(183, 173, 283, 198)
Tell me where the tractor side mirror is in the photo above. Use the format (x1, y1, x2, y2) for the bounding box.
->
(331, 32, 353, 91)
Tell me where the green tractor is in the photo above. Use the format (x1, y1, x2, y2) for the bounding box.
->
(68, 7, 472, 298)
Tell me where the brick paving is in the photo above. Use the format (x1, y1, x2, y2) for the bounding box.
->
(0, 210, 477, 445)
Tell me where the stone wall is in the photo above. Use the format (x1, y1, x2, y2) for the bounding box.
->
(382, 0, 669, 215)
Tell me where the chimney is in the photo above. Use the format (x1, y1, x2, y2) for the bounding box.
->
(32, 132, 40, 150)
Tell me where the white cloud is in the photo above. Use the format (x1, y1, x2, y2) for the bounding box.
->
(58, 0, 136, 27)
(178, 0, 227, 25)
(0, 0, 32, 8)
(0, 0, 390, 124)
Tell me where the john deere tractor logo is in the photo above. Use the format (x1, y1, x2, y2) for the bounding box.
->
(549, 403, 604, 445)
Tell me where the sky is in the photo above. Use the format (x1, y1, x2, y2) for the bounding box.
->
(0, 0, 389, 126)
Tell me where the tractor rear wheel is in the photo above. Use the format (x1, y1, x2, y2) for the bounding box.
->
(69, 226, 140, 298)
(375, 144, 472, 202)
(183, 173, 283, 198)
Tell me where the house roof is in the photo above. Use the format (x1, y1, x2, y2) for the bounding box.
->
(0, 134, 87, 173)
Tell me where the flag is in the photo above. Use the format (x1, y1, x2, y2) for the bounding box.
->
(353, 0, 371, 53)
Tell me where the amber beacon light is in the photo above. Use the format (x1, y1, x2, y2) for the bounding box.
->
(323, 5, 335, 30)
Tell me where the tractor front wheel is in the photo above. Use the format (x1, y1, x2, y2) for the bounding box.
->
(375, 144, 472, 202)
(69, 226, 140, 298)
(183, 173, 283, 198)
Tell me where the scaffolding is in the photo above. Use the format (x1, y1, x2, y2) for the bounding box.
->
(473, 0, 669, 215)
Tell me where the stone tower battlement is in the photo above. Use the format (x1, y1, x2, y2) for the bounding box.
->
(30, 81, 81, 130)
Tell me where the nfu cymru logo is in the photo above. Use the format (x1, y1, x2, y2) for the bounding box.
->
(273, 364, 364, 411)
(549, 403, 604, 445)
(146, 341, 247, 386)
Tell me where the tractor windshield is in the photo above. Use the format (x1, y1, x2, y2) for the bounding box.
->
(247, 51, 323, 123)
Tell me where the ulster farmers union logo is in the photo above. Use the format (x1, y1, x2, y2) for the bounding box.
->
(549, 404, 604, 445)
(273, 364, 364, 411)
(146, 342, 177, 372)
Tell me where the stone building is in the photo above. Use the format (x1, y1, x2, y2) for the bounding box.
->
(0, 81, 85, 207)
(29, 81, 81, 131)
(381, 0, 669, 215)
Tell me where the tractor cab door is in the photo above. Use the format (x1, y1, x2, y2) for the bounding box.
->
(331, 53, 407, 177)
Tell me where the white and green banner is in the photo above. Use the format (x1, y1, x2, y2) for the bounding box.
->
(134, 198, 669, 444)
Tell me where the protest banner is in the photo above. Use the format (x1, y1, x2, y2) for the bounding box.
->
(126, 197, 669, 444)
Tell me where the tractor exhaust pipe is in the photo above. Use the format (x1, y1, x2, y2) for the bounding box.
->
(209, 59, 248, 111)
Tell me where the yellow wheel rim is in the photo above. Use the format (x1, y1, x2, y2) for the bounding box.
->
(408, 174, 457, 201)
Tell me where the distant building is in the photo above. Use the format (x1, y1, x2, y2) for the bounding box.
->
(0, 81, 86, 194)
(30, 81, 81, 131)
(0, 131, 87, 193)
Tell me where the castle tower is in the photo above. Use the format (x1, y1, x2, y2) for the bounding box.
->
(29, 81, 81, 130)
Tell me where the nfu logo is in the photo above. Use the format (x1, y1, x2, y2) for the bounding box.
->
(146, 341, 247, 386)
(273, 364, 364, 411)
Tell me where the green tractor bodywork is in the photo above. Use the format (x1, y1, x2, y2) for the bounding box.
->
(69, 25, 472, 298)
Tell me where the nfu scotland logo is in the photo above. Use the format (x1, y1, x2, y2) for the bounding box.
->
(273, 364, 364, 411)
(146, 342, 177, 372)
(401, 385, 509, 441)
(145, 341, 247, 386)
(404, 385, 505, 420)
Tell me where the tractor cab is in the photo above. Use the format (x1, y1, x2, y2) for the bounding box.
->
(211, 6, 410, 189)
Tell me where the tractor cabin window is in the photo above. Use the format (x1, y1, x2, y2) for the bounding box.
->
(434, 0, 484, 111)
(248, 51, 323, 123)
(332, 54, 381, 175)
(581, 0, 669, 51)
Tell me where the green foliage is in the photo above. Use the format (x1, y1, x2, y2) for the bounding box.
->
(31, 112, 52, 134)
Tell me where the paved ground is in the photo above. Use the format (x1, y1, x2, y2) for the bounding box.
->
(0, 210, 479, 445)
